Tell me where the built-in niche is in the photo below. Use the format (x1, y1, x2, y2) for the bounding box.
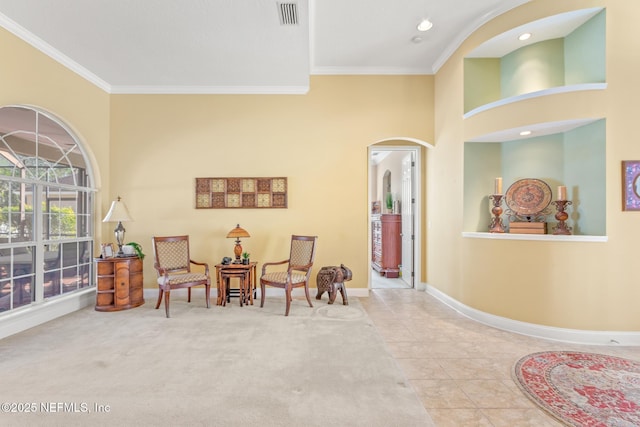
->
(463, 119, 606, 236)
(464, 7, 605, 115)
(462, 7, 607, 238)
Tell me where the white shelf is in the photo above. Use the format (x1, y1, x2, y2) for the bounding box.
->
(463, 83, 607, 120)
(462, 232, 607, 243)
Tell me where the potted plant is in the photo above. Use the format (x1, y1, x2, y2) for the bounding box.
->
(125, 242, 145, 260)
(242, 252, 250, 265)
(385, 192, 393, 213)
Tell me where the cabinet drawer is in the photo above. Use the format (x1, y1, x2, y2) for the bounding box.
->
(96, 292, 114, 306)
(130, 287, 144, 305)
(115, 280, 130, 306)
(96, 262, 115, 275)
(129, 258, 143, 273)
(130, 271, 143, 288)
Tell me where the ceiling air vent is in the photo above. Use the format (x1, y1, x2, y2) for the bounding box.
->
(278, 2, 298, 25)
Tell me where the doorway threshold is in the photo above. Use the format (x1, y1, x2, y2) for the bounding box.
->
(371, 271, 412, 289)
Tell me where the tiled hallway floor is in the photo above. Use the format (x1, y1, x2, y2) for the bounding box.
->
(360, 289, 639, 427)
(370, 270, 412, 289)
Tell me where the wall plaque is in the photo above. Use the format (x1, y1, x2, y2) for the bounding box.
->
(195, 177, 287, 209)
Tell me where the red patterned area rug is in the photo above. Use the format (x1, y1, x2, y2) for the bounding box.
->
(513, 351, 640, 426)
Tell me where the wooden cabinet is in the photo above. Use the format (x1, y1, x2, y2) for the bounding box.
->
(95, 256, 144, 311)
(371, 214, 401, 278)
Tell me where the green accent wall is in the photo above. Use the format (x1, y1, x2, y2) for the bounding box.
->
(501, 38, 565, 98)
(502, 134, 564, 188)
(463, 142, 501, 231)
(464, 58, 501, 113)
(565, 10, 606, 84)
(564, 120, 606, 235)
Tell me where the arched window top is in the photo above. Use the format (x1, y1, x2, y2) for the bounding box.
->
(0, 105, 96, 315)
(0, 106, 91, 188)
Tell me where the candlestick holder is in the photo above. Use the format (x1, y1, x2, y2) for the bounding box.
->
(551, 200, 572, 235)
(489, 194, 505, 233)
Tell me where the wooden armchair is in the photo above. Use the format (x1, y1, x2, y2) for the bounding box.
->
(152, 235, 211, 317)
(260, 235, 317, 316)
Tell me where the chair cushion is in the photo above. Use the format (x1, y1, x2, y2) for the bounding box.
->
(157, 272, 208, 286)
(262, 271, 307, 285)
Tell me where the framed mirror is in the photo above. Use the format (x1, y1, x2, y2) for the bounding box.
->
(622, 160, 640, 211)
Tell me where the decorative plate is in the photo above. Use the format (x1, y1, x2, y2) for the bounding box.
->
(504, 178, 552, 216)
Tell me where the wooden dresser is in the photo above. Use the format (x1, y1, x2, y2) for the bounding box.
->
(371, 214, 401, 278)
(95, 256, 144, 311)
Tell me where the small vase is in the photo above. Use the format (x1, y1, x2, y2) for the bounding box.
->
(242, 259, 249, 265)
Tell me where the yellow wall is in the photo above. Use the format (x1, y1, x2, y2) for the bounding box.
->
(432, 0, 640, 330)
(0, 26, 111, 243)
(109, 76, 433, 289)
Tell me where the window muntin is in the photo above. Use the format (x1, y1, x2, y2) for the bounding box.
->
(0, 106, 94, 313)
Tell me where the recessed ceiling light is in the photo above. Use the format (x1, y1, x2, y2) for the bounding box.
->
(417, 19, 433, 32)
(411, 36, 423, 44)
(520, 130, 532, 136)
(518, 32, 531, 41)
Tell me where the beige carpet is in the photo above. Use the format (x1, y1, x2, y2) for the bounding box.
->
(0, 294, 434, 426)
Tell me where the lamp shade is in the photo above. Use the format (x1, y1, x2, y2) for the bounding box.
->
(102, 196, 133, 222)
(226, 224, 250, 238)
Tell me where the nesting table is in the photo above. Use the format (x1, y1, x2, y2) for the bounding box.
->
(215, 262, 257, 306)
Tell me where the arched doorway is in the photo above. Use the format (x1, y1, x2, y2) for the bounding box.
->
(368, 139, 432, 290)
(368, 140, 422, 289)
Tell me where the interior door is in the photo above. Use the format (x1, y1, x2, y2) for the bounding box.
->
(400, 152, 414, 287)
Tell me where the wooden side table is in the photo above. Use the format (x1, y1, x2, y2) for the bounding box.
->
(95, 256, 144, 311)
(215, 262, 257, 306)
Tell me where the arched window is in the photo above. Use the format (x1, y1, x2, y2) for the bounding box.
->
(0, 106, 95, 313)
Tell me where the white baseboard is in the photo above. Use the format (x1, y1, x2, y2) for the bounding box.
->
(425, 284, 640, 346)
(0, 288, 95, 340)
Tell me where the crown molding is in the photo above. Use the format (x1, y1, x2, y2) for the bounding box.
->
(0, 12, 111, 93)
(311, 66, 430, 76)
(109, 85, 310, 95)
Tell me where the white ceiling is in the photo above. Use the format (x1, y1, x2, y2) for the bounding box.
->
(0, 0, 531, 94)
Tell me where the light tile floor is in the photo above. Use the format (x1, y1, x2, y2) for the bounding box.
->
(359, 288, 640, 427)
(371, 270, 412, 289)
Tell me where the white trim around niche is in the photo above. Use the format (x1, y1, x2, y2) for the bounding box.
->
(426, 285, 640, 346)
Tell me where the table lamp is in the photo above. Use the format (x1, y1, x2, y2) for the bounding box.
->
(102, 196, 133, 257)
(226, 224, 250, 263)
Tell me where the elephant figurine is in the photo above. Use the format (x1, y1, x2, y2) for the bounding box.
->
(316, 264, 352, 305)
